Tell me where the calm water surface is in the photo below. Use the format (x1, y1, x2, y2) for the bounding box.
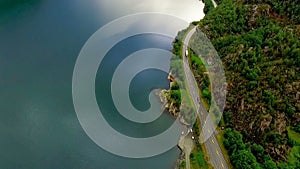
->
(0, 0, 203, 168)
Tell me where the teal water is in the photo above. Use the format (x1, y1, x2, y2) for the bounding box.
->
(0, 0, 185, 168)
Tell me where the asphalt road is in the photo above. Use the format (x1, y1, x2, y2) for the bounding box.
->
(182, 26, 228, 169)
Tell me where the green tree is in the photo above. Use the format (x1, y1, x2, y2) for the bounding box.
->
(263, 160, 277, 169)
(231, 149, 261, 169)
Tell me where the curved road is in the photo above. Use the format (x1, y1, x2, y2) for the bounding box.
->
(182, 26, 228, 169)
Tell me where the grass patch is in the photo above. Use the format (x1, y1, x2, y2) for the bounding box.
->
(192, 117, 213, 169)
(287, 146, 300, 164)
(286, 126, 300, 167)
(190, 148, 211, 169)
(179, 161, 186, 169)
(180, 88, 197, 124)
(215, 129, 233, 169)
(287, 126, 300, 144)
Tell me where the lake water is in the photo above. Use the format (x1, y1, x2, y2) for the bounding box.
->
(0, 0, 204, 168)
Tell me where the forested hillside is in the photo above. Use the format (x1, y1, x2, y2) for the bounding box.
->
(190, 0, 300, 168)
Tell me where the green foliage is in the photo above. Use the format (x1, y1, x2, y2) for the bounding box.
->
(292, 124, 300, 134)
(188, 51, 212, 106)
(223, 128, 262, 169)
(202, 0, 215, 14)
(231, 149, 261, 169)
(190, 52, 204, 69)
(190, 150, 209, 169)
(263, 160, 277, 169)
(223, 128, 282, 168)
(223, 128, 244, 153)
(179, 161, 186, 169)
(189, 0, 299, 166)
(223, 111, 232, 127)
(213, 0, 223, 5)
(170, 89, 181, 106)
(202, 87, 211, 104)
(252, 143, 265, 161)
(192, 21, 199, 26)
(169, 28, 198, 124)
(263, 90, 276, 107)
(193, 0, 300, 163)
(283, 146, 300, 169)
(199, 0, 249, 39)
(170, 81, 180, 90)
(170, 59, 184, 81)
(172, 39, 182, 58)
(287, 127, 300, 145)
(245, 0, 300, 24)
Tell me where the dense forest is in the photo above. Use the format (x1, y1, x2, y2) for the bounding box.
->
(188, 0, 300, 168)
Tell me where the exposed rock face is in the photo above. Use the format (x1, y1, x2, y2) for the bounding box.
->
(274, 113, 286, 134)
(292, 113, 300, 126)
(156, 89, 179, 117)
(248, 4, 271, 29)
(260, 114, 272, 132)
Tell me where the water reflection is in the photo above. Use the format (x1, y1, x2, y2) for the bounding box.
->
(0, 0, 204, 168)
(96, 0, 205, 22)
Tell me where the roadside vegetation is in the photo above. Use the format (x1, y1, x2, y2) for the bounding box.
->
(171, 27, 211, 169)
(190, 119, 212, 169)
(166, 28, 197, 124)
(189, 148, 210, 169)
(202, 0, 215, 14)
(188, 50, 211, 107)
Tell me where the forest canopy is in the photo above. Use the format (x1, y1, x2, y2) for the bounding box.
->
(190, 0, 300, 168)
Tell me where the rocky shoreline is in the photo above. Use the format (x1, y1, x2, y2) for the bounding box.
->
(155, 88, 191, 126)
(155, 87, 193, 169)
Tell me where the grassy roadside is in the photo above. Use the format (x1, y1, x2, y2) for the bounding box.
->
(215, 129, 233, 169)
(184, 26, 234, 169)
(186, 41, 232, 169)
(174, 24, 214, 169)
(190, 118, 212, 169)
(190, 147, 211, 169)
(180, 28, 210, 169)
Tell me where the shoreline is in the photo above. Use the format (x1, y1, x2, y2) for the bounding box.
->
(155, 87, 194, 169)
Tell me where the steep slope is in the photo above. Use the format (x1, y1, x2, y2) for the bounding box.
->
(190, 0, 300, 168)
